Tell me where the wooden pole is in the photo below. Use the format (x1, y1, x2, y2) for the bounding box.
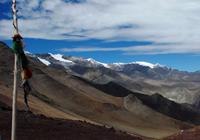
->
(11, 0, 19, 140)
(11, 54, 18, 140)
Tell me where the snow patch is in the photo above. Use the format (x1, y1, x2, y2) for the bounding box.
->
(112, 63, 126, 66)
(49, 53, 74, 63)
(134, 61, 158, 69)
(112, 61, 163, 69)
(24, 51, 32, 54)
(87, 58, 110, 68)
(38, 57, 51, 66)
(168, 98, 177, 102)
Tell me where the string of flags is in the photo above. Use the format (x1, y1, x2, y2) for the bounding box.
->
(12, 33, 32, 110)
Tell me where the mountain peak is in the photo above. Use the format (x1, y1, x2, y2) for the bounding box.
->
(86, 58, 110, 68)
(112, 61, 164, 69)
(133, 61, 163, 69)
(48, 53, 74, 64)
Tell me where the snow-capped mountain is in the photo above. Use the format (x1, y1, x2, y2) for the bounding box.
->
(31, 53, 200, 105)
(112, 61, 162, 69)
(108, 61, 165, 72)
(34, 53, 200, 81)
(35, 53, 164, 70)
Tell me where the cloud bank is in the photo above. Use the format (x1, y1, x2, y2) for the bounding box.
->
(1, 0, 200, 55)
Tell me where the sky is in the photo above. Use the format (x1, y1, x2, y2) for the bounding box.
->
(1, 0, 200, 72)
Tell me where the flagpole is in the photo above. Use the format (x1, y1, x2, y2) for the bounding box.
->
(12, 0, 19, 140)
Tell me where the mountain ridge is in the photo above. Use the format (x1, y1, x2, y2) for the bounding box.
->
(31, 52, 200, 105)
(32, 52, 200, 73)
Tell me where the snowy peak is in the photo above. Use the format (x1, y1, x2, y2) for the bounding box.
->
(111, 61, 163, 69)
(86, 58, 110, 68)
(38, 57, 51, 66)
(133, 61, 162, 69)
(84, 58, 163, 69)
(49, 53, 74, 64)
(32, 53, 165, 70)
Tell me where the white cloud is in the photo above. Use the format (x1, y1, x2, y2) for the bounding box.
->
(59, 43, 200, 55)
(1, 0, 200, 54)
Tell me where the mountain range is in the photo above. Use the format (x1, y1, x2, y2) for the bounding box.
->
(0, 41, 200, 139)
(35, 52, 200, 106)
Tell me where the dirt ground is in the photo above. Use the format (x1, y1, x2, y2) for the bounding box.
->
(0, 109, 144, 140)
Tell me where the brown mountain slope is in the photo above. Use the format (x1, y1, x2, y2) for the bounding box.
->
(0, 42, 194, 139)
(163, 127, 200, 140)
(0, 105, 143, 140)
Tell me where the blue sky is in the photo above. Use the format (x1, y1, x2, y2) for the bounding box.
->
(1, 0, 200, 72)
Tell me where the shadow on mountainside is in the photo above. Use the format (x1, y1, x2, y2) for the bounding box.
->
(76, 77, 200, 125)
